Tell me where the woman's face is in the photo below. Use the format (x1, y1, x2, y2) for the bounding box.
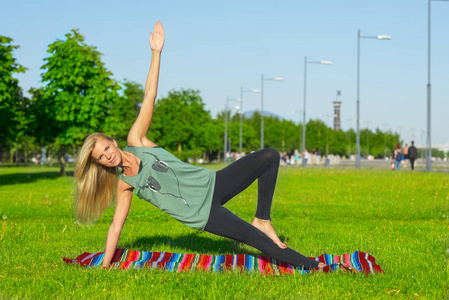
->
(91, 138, 121, 167)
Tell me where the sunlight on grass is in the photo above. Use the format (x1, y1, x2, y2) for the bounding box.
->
(0, 165, 448, 299)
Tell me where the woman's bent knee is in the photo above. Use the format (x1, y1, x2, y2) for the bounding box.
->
(263, 148, 280, 162)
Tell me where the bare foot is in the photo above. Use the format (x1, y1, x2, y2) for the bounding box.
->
(318, 262, 326, 270)
(251, 218, 287, 249)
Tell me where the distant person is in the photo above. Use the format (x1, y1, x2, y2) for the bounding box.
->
(311, 148, 316, 164)
(295, 150, 300, 165)
(42, 147, 47, 164)
(303, 149, 309, 166)
(403, 143, 409, 168)
(394, 143, 402, 170)
(408, 141, 418, 171)
(74, 21, 324, 270)
(288, 150, 295, 165)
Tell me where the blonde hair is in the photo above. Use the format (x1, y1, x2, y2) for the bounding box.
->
(74, 133, 118, 222)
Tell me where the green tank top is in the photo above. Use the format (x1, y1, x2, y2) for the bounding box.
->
(119, 146, 216, 230)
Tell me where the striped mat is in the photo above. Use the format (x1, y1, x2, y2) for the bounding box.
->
(63, 249, 382, 275)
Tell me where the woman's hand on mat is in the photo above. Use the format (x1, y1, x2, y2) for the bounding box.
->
(150, 21, 164, 53)
(317, 262, 326, 270)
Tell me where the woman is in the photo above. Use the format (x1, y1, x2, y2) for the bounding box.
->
(394, 143, 402, 170)
(402, 143, 409, 168)
(75, 21, 324, 270)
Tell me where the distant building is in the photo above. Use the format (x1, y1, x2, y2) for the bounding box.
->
(333, 90, 342, 131)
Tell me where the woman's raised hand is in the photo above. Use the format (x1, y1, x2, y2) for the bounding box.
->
(150, 21, 165, 53)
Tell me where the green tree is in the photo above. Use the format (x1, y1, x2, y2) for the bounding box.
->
(261, 116, 299, 152)
(417, 148, 446, 160)
(340, 128, 355, 158)
(328, 128, 347, 156)
(109, 80, 144, 148)
(202, 118, 224, 161)
(40, 29, 120, 175)
(9, 89, 37, 165)
(0, 36, 27, 162)
(246, 111, 261, 147)
(226, 112, 259, 153)
(305, 119, 329, 153)
(147, 89, 212, 161)
(240, 122, 259, 153)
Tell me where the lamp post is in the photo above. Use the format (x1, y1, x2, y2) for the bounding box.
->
(224, 97, 239, 164)
(239, 87, 260, 155)
(427, 0, 449, 171)
(302, 56, 332, 166)
(261, 75, 283, 149)
(356, 30, 391, 169)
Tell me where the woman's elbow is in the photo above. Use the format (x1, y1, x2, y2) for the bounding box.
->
(144, 93, 157, 101)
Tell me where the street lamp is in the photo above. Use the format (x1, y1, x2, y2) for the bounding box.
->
(224, 97, 239, 164)
(302, 56, 332, 167)
(427, 0, 449, 171)
(356, 30, 391, 169)
(239, 87, 260, 155)
(261, 75, 284, 149)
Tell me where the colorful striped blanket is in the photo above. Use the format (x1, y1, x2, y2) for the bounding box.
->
(63, 249, 383, 275)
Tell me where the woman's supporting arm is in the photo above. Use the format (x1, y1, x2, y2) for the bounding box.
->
(102, 180, 133, 267)
(128, 21, 165, 147)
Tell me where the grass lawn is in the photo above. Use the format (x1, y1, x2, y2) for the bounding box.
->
(0, 164, 448, 299)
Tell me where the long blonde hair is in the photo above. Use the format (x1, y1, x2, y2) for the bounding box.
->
(75, 133, 118, 222)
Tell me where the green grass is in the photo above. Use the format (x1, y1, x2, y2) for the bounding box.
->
(0, 165, 448, 299)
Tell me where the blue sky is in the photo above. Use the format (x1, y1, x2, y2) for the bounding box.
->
(1, 0, 448, 147)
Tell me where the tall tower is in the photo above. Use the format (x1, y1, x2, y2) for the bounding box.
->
(333, 90, 342, 131)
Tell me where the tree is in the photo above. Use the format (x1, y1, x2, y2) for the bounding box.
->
(260, 116, 299, 152)
(9, 89, 37, 165)
(147, 89, 213, 161)
(201, 118, 223, 160)
(0, 36, 27, 162)
(328, 128, 347, 156)
(305, 119, 328, 153)
(108, 80, 144, 148)
(219, 112, 257, 153)
(40, 29, 120, 175)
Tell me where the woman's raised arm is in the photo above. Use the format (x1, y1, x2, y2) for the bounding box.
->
(128, 21, 165, 147)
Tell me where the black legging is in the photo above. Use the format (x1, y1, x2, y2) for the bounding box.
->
(204, 148, 319, 269)
(410, 158, 416, 170)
